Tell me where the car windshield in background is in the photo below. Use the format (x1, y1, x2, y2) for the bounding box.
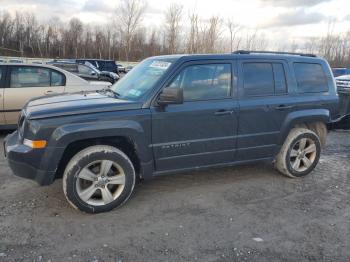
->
(110, 58, 173, 101)
(85, 62, 101, 74)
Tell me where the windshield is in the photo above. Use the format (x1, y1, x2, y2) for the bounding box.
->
(85, 62, 101, 74)
(110, 58, 173, 101)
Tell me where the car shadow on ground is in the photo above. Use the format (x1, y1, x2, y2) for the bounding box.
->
(32, 161, 300, 218)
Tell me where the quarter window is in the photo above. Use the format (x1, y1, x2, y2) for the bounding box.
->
(169, 64, 232, 101)
(273, 63, 287, 94)
(51, 70, 65, 86)
(294, 63, 328, 93)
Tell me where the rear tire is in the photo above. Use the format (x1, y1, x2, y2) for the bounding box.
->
(275, 128, 321, 178)
(63, 145, 136, 213)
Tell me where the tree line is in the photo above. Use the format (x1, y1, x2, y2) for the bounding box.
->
(0, 0, 349, 67)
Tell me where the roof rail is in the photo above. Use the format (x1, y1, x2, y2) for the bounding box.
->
(232, 50, 317, 58)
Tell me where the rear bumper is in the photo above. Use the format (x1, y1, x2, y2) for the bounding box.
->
(4, 131, 56, 185)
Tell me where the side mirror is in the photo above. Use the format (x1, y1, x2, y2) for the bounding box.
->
(158, 87, 183, 106)
(91, 71, 96, 76)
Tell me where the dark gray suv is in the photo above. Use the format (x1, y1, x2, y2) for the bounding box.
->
(4, 51, 339, 213)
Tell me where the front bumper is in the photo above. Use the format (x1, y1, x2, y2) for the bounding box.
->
(4, 131, 56, 185)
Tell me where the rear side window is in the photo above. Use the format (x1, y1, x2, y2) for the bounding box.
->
(10, 67, 65, 88)
(243, 62, 288, 96)
(294, 63, 328, 93)
(10, 67, 50, 88)
(243, 63, 274, 96)
(169, 64, 231, 101)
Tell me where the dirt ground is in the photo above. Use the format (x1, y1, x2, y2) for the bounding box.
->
(0, 130, 349, 262)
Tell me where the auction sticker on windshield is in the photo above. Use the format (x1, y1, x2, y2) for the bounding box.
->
(150, 61, 171, 70)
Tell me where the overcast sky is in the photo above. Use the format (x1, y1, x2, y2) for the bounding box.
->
(1, 0, 349, 46)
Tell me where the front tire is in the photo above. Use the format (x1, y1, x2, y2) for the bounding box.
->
(63, 145, 136, 213)
(275, 128, 321, 178)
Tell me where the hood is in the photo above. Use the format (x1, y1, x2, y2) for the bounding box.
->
(89, 81, 112, 86)
(25, 92, 143, 120)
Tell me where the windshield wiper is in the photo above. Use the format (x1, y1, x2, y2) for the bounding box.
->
(98, 88, 120, 98)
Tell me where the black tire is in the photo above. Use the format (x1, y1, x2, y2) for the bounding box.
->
(275, 128, 321, 178)
(63, 145, 136, 213)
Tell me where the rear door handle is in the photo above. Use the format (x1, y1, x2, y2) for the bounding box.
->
(45, 90, 57, 95)
(274, 105, 294, 110)
(214, 109, 233, 116)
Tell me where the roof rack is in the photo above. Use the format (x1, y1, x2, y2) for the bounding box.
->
(232, 50, 317, 58)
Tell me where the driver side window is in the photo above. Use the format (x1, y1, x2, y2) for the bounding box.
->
(169, 63, 232, 101)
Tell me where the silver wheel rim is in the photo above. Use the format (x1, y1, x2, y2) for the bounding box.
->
(290, 138, 317, 172)
(76, 160, 126, 206)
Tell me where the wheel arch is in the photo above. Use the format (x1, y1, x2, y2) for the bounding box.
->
(55, 135, 146, 180)
(46, 121, 153, 181)
(278, 109, 330, 147)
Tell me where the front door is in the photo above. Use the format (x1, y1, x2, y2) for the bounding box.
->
(151, 61, 239, 172)
(4, 66, 65, 125)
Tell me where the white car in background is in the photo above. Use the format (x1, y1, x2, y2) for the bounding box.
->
(0, 63, 111, 128)
(335, 74, 350, 90)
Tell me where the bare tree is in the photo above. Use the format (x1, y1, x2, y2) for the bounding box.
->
(226, 18, 241, 52)
(2, 9, 350, 66)
(117, 0, 147, 61)
(187, 12, 199, 54)
(203, 16, 222, 53)
(164, 3, 183, 54)
(68, 18, 83, 58)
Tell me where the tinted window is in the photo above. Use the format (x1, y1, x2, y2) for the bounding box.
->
(294, 63, 328, 93)
(273, 63, 287, 94)
(97, 61, 115, 70)
(243, 63, 274, 96)
(10, 67, 50, 88)
(51, 70, 65, 86)
(170, 64, 231, 101)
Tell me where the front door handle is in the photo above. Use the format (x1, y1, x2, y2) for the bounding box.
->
(274, 105, 294, 110)
(214, 109, 233, 116)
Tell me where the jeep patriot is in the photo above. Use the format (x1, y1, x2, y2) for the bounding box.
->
(4, 51, 339, 213)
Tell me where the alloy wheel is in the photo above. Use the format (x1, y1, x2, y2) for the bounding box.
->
(289, 138, 317, 172)
(76, 160, 126, 206)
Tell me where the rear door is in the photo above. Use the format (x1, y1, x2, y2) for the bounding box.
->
(0, 65, 5, 125)
(4, 66, 65, 125)
(236, 59, 293, 161)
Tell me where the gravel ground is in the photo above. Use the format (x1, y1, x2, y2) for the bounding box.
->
(0, 130, 349, 262)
